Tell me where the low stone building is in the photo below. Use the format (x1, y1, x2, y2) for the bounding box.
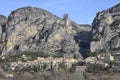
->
(104, 53, 114, 63)
(75, 66, 86, 72)
(85, 57, 97, 64)
(96, 61, 109, 69)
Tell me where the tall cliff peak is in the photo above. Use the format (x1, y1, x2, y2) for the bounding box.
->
(90, 3, 120, 53)
(0, 6, 91, 59)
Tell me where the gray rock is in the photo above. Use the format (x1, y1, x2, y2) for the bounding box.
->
(0, 15, 7, 55)
(90, 3, 120, 53)
(0, 7, 91, 59)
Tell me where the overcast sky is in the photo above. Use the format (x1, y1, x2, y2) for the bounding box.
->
(0, 0, 119, 24)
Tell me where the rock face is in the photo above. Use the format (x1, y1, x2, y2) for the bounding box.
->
(90, 3, 120, 53)
(0, 7, 91, 59)
(0, 15, 7, 54)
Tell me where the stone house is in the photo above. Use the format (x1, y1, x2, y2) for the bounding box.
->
(85, 57, 97, 64)
(104, 53, 114, 63)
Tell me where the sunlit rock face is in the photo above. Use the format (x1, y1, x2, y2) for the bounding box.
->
(90, 3, 120, 53)
(0, 6, 92, 59)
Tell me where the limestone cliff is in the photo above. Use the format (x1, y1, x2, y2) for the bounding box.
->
(90, 3, 120, 53)
(0, 7, 91, 59)
(0, 15, 7, 54)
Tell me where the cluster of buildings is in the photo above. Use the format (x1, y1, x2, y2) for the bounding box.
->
(3, 52, 119, 73)
(85, 53, 114, 69)
(7, 55, 78, 72)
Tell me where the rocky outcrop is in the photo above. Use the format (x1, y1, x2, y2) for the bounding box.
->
(90, 3, 120, 53)
(0, 7, 92, 59)
(0, 15, 7, 55)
